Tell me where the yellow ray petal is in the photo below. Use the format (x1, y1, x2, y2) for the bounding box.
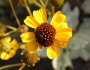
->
(51, 11, 66, 27)
(55, 28, 72, 39)
(1, 37, 11, 44)
(57, 28, 72, 32)
(20, 32, 35, 43)
(47, 46, 60, 59)
(5, 37, 11, 42)
(33, 8, 47, 24)
(25, 39, 39, 53)
(0, 52, 10, 60)
(54, 39, 68, 48)
(24, 16, 40, 28)
(9, 50, 16, 58)
(10, 39, 18, 50)
(55, 22, 69, 30)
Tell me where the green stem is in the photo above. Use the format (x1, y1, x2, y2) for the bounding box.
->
(51, 5, 55, 16)
(19, 63, 26, 70)
(6, 25, 17, 31)
(34, 0, 43, 8)
(45, 0, 48, 8)
(39, 0, 45, 6)
(34, 0, 51, 15)
(4, 30, 17, 36)
(9, 0, 21, 27)
(0, 63, 23, 70)
(23, 0, 32, 16)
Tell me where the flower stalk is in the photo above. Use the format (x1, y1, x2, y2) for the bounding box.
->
(4, 30, 17, 36)
(9, 0, 21, 27)
(23, 0, 32, 16)
(34, 0, 51, 15)
(51, 5, 55, 16)
(39, 0, 45, 7)
(19, 63, 26, 70)
(6, 25, 17, 31)
(0, 63, 23, 70)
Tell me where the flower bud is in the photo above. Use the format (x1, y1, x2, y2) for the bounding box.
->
(50, 0, 64, 7)
(21, 50, 40, 66)
(18, 24, 29, 32)
(11, 0, 19, 6)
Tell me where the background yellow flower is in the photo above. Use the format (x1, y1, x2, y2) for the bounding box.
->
(0, 37, 18, 60)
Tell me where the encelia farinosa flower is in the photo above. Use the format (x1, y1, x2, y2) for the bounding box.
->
(20, 8, 72, 59)
(0, 37, 18, 60)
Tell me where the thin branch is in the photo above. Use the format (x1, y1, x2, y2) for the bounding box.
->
(45, 0, 48, 8)
(39, 0, 45, 6)
(23, 0, 32, 16)
(4, 30, 17, 36)
(19, 63, 26, 70)
(34, 0, 51, 15)
(9, 0, 21, 27)
(51, 5, 55, 16)
(6, 25, 17, 31)
(0, 63, 23, 70)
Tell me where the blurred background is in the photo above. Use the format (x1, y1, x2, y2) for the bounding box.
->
(0, 0, 90, 70)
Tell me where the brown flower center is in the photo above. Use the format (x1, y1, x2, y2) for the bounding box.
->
(35, 22, 56, 47)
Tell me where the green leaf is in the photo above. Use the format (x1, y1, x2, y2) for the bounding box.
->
(78, 18, 90, 37)
(61, 2, 79, 31)
(68, 50, 79, 60)
(81, 0, 90, 14)
(78, 49, 89, 61)
(52, 49, 72, 70)
(85, 43, 90, 58)
(67, 33, 90, 50)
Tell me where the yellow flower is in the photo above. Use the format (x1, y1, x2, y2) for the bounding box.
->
(20, 8, 72, 59)
(0, 37, 18, 60)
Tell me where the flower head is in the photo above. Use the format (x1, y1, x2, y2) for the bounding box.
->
(20, 8, 72, 59)
(21, 50, 40, 66)
(0, 37, 18, 60)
